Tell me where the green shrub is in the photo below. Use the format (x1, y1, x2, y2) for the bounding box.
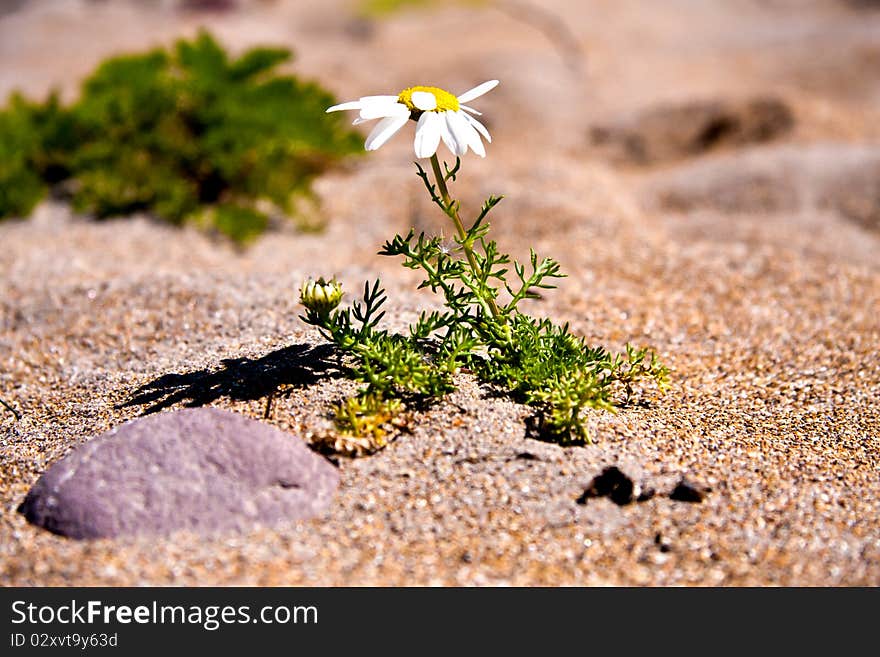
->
(0, 92, 71, 219)
(358, 0, 484, 17)
(0, 31, 362, 243)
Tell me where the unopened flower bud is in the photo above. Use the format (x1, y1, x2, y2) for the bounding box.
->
(300, 277, 343, 315)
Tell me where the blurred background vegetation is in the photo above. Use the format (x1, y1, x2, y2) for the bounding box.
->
(1, 0, 878, 245)
(357, 0, 482, 17)
(0, 30, 362, 244)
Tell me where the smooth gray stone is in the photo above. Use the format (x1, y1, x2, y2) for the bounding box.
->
(19, 407, 339, 539)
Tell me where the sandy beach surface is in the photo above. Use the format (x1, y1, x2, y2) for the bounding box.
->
(1, 0, 879, 585)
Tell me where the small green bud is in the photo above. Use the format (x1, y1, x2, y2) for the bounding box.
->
(300, 277, 344, 315)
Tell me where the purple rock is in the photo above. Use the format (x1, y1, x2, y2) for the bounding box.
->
(18, 408, 339, 539)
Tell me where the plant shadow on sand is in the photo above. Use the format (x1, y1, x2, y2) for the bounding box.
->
(119, 343, 342, 416)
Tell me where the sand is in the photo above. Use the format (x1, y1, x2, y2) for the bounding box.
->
(1, 0, 878, 586)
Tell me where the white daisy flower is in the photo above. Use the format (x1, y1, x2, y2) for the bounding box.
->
(326, 80, 498, 159)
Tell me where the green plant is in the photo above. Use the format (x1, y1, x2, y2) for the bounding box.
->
(301, 79, 668, 455)
(0, 92, 73, 219)
(0, 31, 362, 243)
(358, 0, 437, 17)
(358, 0, 486, 18)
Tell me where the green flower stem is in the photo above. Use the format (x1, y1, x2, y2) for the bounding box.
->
(429, 154, 501, 320)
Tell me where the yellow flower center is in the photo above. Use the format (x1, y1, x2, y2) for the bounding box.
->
(397, 86, 460, 113)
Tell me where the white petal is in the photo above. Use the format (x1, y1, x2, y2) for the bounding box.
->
(359, 96, 408, 120)
(439, 114, 459, 156)
(414, 111, 443, 158)
(445, 110, 473, 156)
(352, 117, 371, 125)
(360, 94, 400, 104)
(460, 104, 482, 116)
(411, 91, 438, 111)
(464, 113, 491, 143)
(452, 111, 484, 157)
(327, 100, 362, 113)
(466, 128, 485, 157)
(456, 79, 499, 103)
(365, 115, 409, 151)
